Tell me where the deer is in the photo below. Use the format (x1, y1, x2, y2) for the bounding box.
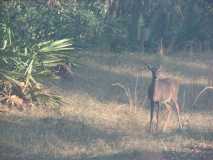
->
(144, 63, 182, 132)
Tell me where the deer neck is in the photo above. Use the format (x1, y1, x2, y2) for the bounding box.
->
(151, 77, 159, 93)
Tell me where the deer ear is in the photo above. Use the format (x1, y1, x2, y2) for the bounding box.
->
(155, 64, 161, 70)
(144, 63, 152, 70)
(147, 64, 152, 70)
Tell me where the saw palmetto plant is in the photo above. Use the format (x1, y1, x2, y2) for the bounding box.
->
(0, 21, 76, 108)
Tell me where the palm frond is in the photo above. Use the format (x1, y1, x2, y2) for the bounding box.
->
(0, 71, 23, 87)
(37, 39, 74, 53)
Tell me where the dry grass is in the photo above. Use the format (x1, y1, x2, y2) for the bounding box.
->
(0, 52, 213, 160)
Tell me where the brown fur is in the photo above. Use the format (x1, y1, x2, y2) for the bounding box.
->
(147, 65, 182, 132)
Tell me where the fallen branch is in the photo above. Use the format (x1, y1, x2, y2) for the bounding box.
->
(112, 82, 134, 112)
(193, 86, 213, 106)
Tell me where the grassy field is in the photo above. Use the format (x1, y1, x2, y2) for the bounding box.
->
(0, 52, 213, 160)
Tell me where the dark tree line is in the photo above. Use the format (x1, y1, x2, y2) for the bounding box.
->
(103, 0, 213, 53)
(1, 0, 213, 53)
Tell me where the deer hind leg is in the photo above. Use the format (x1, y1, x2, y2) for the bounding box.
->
(174, 100, 183, 129)
(156, 102, 160, 131)
(149, 100, 155, 132)
(162, 102, 172, 132)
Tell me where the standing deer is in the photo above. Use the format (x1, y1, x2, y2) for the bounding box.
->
(145, 64, 182, 132)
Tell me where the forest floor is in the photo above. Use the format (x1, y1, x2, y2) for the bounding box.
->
(0, 51, 213, 160)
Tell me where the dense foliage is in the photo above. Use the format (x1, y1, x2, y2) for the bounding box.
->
(0, 1, 76, 107)
(51, 0, 213, 53)
(2, 0, 212, 53)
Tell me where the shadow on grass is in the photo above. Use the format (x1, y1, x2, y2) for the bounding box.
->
(0, 145, 163, 160)
(1, 141, 212, 160)
(155, 127, 213, 143)
(0, 142, 68, 160)
(80, 150, 142, 160)
(163, 145, 213, 160)
(0, 143, 24, 160)
(0, 115, 125, 160)
(88, 148, 213, 160)
(0, 115, 124, 144)
(177, 127, 213, 142)
(55, 59, 212, 113)
(82, 53, 210, 81)
(0, 115, 163, 160)
(55, 63, 148, 106)
(145, 127, 213, 160)
(80, 150, 164, 160)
